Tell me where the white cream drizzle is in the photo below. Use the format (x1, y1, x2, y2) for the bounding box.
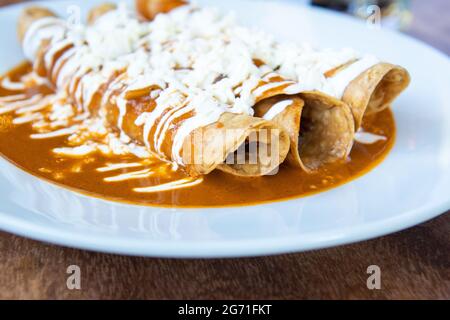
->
(1, 77, 27, 91)
(16, 95, 53, 114)
(96, 162, 143, 172)
(104, 168, 153, 182)
(252, 80, 294, 98)
(133, 177, 203, 193)
(53, 144, 97, 156)
(0, 93, 27, 103)
(13, 112, 42, 124)
(326, 55, 379, 97)
(263, 100, 293, 120)
(0, 76, 181, 192)
(22, 17, 67, 61)
(354, 128, 387, 144)
(20, 72, 51, 87)
(0, 94, 43, 115)
(30, 125, 79, 139)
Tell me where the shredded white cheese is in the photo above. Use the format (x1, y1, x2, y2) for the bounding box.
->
(22, 2, 379, 168)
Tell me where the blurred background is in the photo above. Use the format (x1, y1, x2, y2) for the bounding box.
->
(2, 0, 448, 54)
(292, 0, 449, 54)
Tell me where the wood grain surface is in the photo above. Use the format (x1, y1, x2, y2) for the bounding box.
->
(0, 0, 449, 300)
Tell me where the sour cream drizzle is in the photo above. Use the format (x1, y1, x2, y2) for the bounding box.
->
(263, 100, 293, 120)
(354, 128, 387, 144)
(1, 77, 27, 91)
(134, 177, 204, 193)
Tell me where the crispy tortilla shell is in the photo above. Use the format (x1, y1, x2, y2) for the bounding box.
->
(298, 91, 355, 170)
(254, 92, 354, 172)
(343, 62, 410, 129)
(182, 113, 290, 176)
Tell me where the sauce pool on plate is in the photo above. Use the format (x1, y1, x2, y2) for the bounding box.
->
(0, 63, 395, 208)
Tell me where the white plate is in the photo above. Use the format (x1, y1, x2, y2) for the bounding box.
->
(0, 0, 449, 258)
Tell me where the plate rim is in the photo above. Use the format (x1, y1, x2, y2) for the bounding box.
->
(0, 197, 448, 257)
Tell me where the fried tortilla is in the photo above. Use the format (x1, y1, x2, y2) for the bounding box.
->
(254, 92, 354, 171)
(343, 63, 410, 129)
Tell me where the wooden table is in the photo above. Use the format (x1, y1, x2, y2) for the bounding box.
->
(0, 0, 449, 300)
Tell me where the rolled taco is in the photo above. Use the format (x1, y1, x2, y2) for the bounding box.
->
(248, 58, 408, 171)
(341, 62, 410, 129)
(18, 6, 291, 177)
(291, 54, 410, 130)
(251, 55, 409, 170)
(251, 70, 355, 171)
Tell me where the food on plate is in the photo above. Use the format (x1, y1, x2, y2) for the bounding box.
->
(0, 0, 409, 207)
